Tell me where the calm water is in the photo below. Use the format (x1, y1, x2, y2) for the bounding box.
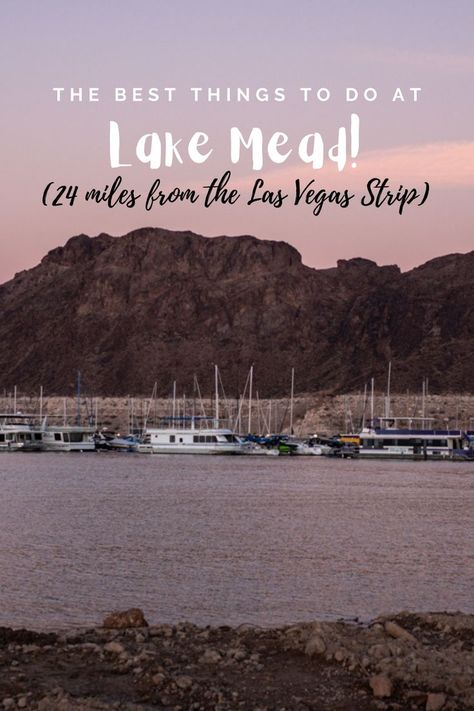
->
(0, 454, 472, 629)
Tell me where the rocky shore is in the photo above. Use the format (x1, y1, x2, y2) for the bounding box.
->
(0, 610, 473, 710)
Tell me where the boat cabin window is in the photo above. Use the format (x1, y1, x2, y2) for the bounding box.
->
(0, 434, 4, 442)
(224, 434, 239, 443)
(425, 439, 448, 448)
(54, 433, 61, 441)
(34, 433, 42, 441)
(193, 435, 218, 443)
(169, 435, 175, 443)
(362, 437, 449, 448)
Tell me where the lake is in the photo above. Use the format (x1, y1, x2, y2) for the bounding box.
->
(0, 453, 472, 629)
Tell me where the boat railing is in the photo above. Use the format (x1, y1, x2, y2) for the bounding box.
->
(142, 415, 233, 431)
(374, 428, 465, 437)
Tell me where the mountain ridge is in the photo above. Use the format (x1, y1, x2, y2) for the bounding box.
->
(0, 227, 472, 396)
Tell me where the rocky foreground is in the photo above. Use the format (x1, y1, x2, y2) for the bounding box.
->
(0, 610, 473, 711)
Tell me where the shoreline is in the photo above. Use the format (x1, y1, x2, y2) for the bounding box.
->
(1, 610, 472, 710)
(2, 392, 474, 441)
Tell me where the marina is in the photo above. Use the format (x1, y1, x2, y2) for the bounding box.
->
(1, 411, 473, 460)
(1, 367, 474, 460)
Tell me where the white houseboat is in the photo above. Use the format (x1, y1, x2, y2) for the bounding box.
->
(0, 413, 43, 452)
(358, 418, 465, 459)
(39, 420, 96, 452)
(138, 416, 243, 455)
(40, 427, 95, 452)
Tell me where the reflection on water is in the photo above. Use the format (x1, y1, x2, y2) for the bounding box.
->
(0, 454, 472, 629)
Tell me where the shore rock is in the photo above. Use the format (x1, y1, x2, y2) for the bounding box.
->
(384, 620, 417, 644)
(103, 641, 125, 654)
(102, 608, 148, 629)
(369, 674, 393, 698)
(304, 634, 326, 657)
(426, 692, 447, 711)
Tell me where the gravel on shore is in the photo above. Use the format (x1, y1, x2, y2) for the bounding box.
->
(0, 610, 473, 710)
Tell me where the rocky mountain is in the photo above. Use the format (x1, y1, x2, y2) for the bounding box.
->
(0, 227, 472, 396)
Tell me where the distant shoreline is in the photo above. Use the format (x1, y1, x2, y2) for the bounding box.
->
(3, 392, 473, 437)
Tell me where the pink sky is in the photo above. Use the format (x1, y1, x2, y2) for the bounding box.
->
(1, 1, 473, 283)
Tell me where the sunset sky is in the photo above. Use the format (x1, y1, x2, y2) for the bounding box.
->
(1, 0, 473, 283)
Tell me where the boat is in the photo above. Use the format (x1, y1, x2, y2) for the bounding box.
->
(277, 440, 319, 455)
(451, 432, 474, 461)
(241, 441, 280, 456)
(292, 442, 329, 456)
(451, 447, 474, 461)
(0, 413, 43, 452)
(39, 418, 95, 452)
(357, 417, 466, 460)
(277, 435, 332, 456)
(94, 431, 139, 452)
(138, 416, 243, 455)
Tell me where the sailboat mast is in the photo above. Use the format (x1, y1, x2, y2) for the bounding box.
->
(370, 377, 375, 427)
(425, 377, 429, 427)
(172, 380, 176, 420)
(237, 394, 242, 434)
(215, 364, 219, 426)
(361, 383, 367, 429)
(421, 377, 426, 428)
(289, 367, 295, 435)
(385, 362, 391, 420)
(76, 371, 81, 426)
(248, 365, 253, 434)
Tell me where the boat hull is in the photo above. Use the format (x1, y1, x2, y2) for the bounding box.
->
(139, 443, 242, 455)
(140, 425, 243, 455)
(41, 442, 96, 452)
(0, 442, 42, 452)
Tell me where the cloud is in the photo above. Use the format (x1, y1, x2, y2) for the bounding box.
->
(231, 141, 474, 190)
(349, 141, 474, 187)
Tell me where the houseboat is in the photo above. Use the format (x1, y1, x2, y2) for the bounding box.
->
(40, 418, 95, 452)
(358, 418, 466, 459)
(0, 413, 43, 452)
(138, 416, 243, 455)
